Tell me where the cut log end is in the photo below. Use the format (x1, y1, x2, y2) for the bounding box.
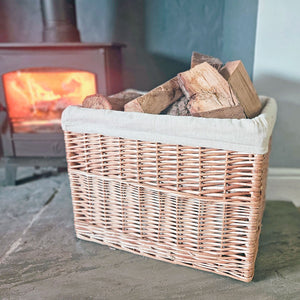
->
(123, 99, 144, 113)
(82, 94, 113, 110)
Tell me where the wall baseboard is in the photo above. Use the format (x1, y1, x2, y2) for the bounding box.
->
(267, 168, 300, 207)
(268, 167, 300, 179)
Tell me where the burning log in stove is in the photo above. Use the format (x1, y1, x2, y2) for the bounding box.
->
(3, 69, 96, 133)
(34, 97, 75, 113)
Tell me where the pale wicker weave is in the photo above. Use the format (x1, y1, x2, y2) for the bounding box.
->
(64, 132, 270, 282)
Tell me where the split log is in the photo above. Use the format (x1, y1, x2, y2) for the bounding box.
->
(194, 105, 245, 119)
(220, 60, 262, 118)
(82, 89, 145, 111)
(124, 77, 183, 114)
(164, 96, 190, 116)
(178, 62, 246, 119)
(191, 51, 223, 70)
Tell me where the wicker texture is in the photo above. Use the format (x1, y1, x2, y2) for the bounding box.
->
(64, 132, 270, 282)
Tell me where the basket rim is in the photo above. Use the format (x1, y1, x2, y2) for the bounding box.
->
(62, 96, 277, 155)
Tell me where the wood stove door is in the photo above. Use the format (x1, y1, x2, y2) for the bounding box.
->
(1, 68, 97, 159)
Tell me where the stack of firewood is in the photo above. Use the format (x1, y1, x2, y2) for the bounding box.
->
(82, 52, 262, 119)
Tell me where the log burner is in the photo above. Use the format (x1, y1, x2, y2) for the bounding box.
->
(0, 0, 124, 185)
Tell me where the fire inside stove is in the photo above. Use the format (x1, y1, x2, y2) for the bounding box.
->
(3, 68, 96, 133)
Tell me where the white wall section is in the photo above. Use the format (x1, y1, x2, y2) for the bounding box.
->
(253, 0, 300, 167)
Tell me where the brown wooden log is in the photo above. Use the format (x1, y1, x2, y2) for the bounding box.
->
(190, 104, 245, 119)
(82, 90, 145, 111)
(220, 60, 262, 118)
(178, 62, 246, 119)
(108, 89, 145, 108)
(191, 51, 223, 70)
(82, 94, 115, 110)
(124, 77, 183, 114)
(164, 96, 190, 116)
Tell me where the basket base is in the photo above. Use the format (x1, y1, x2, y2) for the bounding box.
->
(75, 223, 254, 282)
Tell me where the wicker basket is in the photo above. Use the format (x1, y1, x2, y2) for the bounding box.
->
(63, 98, 276, 282)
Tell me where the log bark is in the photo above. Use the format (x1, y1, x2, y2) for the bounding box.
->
(190, 104, 245, 119)
(178, 62, 246, 119)
(108, 89, 145, 108)
(191, 52, 223, 70)
(164, 96, 190, 116)
(220, 60, 262, 118)
(124, 77, 183, 114)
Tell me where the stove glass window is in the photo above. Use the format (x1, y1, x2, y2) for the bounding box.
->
(3, 68, 96, 133)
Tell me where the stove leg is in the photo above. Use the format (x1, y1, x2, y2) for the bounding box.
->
(4, 164, 17, 186)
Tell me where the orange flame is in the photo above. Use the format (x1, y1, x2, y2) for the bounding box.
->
(3, 68, 96, 132)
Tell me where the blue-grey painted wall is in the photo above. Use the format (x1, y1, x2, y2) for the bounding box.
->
(76, 0, 115, 43)
(77, 0, 225, 90)
(222, 0, 258, 79)
(145, 0, 223, 63)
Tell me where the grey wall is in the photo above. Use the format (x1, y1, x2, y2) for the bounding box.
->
(145, 0, 223, 63)
(77, 0, 258, 89)
(0, 0, 42, 42)
(222, 0, 258, 79)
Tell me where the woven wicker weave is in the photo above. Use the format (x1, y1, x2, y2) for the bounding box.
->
(64, 132, 270, 282)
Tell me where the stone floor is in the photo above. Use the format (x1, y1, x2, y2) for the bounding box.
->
(0, 168, 299, 300)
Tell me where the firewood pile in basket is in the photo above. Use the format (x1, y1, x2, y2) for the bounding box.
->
(82, 52, 262, 119)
